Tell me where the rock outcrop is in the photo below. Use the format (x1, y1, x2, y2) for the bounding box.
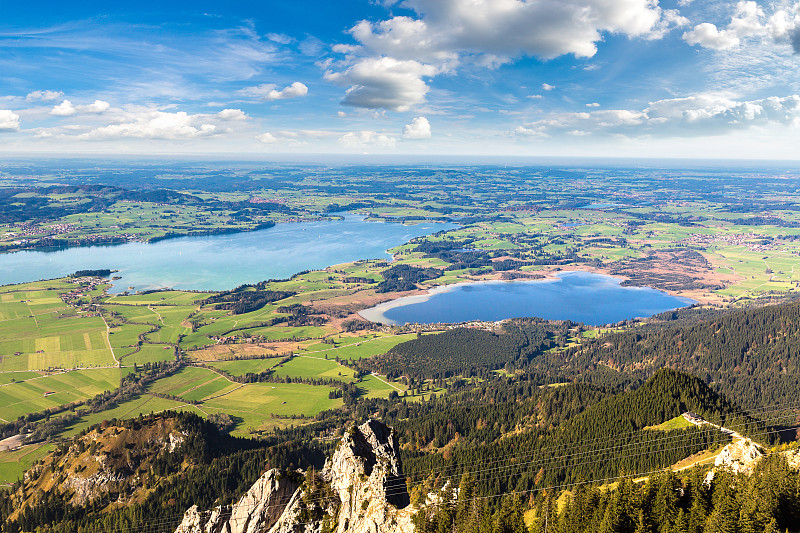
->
(704, 438, 765, 484)
(174, 420, 414, 533)
(174, 469, 302, 533)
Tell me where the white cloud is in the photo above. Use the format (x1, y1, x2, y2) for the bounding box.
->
(514, 125, 548, 138)
(51, 100, 76, 116)
(26, 90, 63, 102)
(216, 108, 248, 120)
(339, 130, 397, 149)
(239, 82, 308, 101)
(542, 83, 555, 91)
(352, 0, 679, 61)
(82, 100, 111, 113)
(327, 0, 686, 111)
(324, 57, 437, 111)
(256, 132, 278, 144)
(266, 33, 294, 44)
(50, 99, 111, 116)
(256, 129, 340, 144)
(586, 102, 600, 107)
(403, 116, 431, 139)
(683, 23, 741, 50)
(0, 110, 20, 131)
(78, 111, 219, 140)
(684, 1, 800, 52)
(515, 93, 800, 139)
(527, 94, 543, 99)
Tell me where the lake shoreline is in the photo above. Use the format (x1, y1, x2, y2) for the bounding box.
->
(358, 270, 698, 326)
(0, 216, 457, 292)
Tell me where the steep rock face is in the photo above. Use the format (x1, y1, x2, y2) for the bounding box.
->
(174, 420, 414, 533)
(324, 419, 412, 533)
(175, 469, 301, 533)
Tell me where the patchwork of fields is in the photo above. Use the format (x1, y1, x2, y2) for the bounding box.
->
(6, 189, 800, 485)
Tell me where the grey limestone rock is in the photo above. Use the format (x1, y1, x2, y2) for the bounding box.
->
(174, 420, 414, 533)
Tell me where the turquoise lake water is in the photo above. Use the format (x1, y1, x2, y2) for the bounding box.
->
(0, 216, 455, 293)
(359, 271, 695, 326)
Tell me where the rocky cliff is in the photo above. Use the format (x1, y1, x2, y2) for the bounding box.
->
(704, 437, 765, 484)
(174, 420, 414, 533)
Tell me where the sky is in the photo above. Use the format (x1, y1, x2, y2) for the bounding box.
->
(1, 0, 800, 159)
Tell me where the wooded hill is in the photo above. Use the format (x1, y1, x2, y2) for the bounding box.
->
(544, 300, 800, 410)
(393, 370, 738, 496)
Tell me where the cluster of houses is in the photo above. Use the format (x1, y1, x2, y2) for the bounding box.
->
(3, 221, 76, 243)
(60, 277, 105, 307)
(683, 232, 776, 253)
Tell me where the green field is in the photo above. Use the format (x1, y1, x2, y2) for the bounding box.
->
(146, 365, 340, 434)
(297, 333, 420, 360)
(0, 368, 120, 421)
(201, 382, 340, 434)
(270, 356, 356, 381)
(0, 443, 54, 485)
(644, 415, 694, 431)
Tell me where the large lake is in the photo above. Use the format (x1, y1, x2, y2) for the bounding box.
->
(0, 216, 455, 293)
(359, 271, 696, 326)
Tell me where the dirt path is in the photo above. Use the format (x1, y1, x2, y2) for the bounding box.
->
(202, 384, 245, 402)
(369, 372, 403, 391)
(148, 305, 165, 325)
(101, 315, 120, 367)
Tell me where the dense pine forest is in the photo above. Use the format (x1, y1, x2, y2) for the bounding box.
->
(548, 300, 800, 410)
(365, 319, 564, 379)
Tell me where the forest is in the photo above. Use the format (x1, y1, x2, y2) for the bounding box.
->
(364, 319, 563, 379)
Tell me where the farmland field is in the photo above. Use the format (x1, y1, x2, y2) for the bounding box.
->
(0, 368, 120, 421)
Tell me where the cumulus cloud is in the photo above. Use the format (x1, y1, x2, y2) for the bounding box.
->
(50, 100, 76, 116)
(216, 108, 248, 120)
(403, 116, 431, 139)
(683, 23, 740, 50)
(83, 100, 111, 113)
(26, 90, 63, 102)
(514, 93, 800, 139)
(327, 0, 686, 111)
(0, 110, 20, 131)
(239, 82, 308, 101)
(50, 99, 111, 116)
(683, 1, 800, 52)
(514, 125, 549, 138)
(339, 130, 396, 149)
(324, 57, 437, 111)
(78, 111, 221, 140)
(353, 0, 680, 61)
(256, 132, 278, 144)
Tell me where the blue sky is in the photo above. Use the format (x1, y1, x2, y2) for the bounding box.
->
(1, 0, 800, 159)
